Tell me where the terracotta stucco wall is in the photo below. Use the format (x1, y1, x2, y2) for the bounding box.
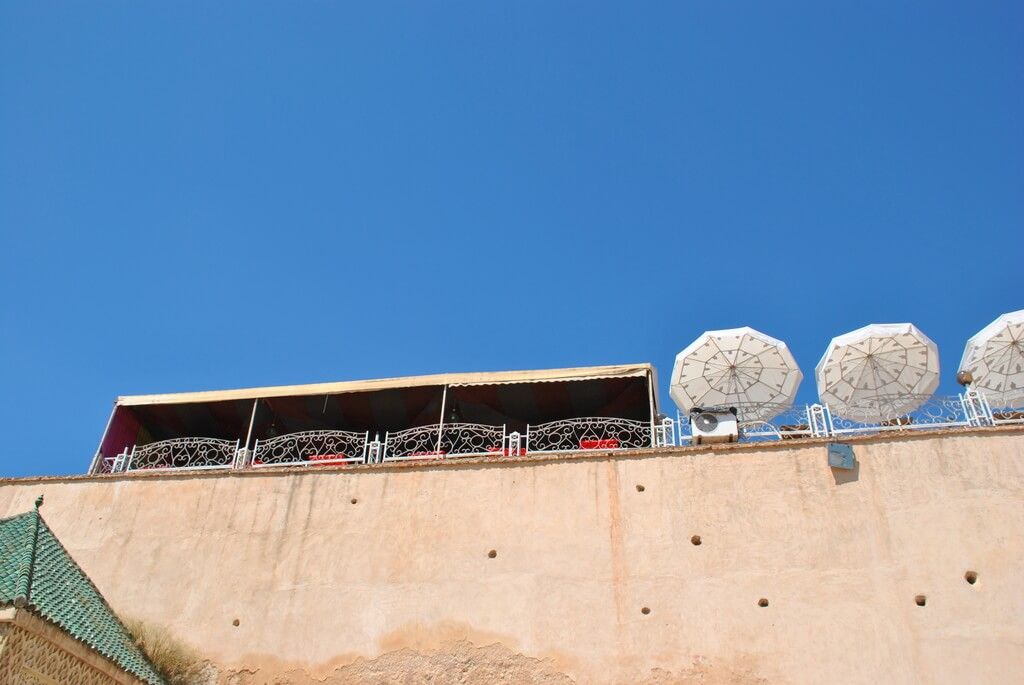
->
(1, 430, 1022, 684)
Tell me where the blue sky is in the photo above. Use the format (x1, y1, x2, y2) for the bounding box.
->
(1, 2, 1021, 476)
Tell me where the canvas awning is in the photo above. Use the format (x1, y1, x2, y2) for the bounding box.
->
(99, 364, 658, 460)
(116, 363, 654, 406)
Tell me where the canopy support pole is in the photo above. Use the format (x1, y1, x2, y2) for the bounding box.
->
(436, 385, 448, 454)
(647, 370, 657, 448)
(89, 403, 118, 475)
(239, 399, 259, 468)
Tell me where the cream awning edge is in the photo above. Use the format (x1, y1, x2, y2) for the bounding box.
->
(117, 363, 655, 407)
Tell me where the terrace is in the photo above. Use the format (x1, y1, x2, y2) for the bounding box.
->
(90, 364, 1024, 475)
(90, 364, 663, 474)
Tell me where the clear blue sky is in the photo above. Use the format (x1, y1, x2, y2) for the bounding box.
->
(1, 3, 1021, 476)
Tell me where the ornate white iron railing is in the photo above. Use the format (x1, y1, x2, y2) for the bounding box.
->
(738, 405, 817, 442)
(94, 388, 1021, 474)
(526, 417, 653, 454)
(987, 388, 1024, 426)
(383, 424, 444, 461)
(991, 409, 1024, 425)
(441, 422, 507, 457)
(675, 392, 1016, 444)
(251, 430, 368, 468)
(824, 395, 971, 434)
(123, 437, 239, 472)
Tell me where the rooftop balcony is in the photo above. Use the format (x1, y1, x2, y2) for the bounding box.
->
(98, 416, 668, 474)
(92, 366, 1024, 475)
(92, 365, 662, 474)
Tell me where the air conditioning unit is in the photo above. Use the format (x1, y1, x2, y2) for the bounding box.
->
(689, 408, 738, 445)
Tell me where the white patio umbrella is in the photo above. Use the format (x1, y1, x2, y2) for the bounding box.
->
(816, 323, 939, 423)
(669, 327, 803, 422)
(958, 309, 1024, 409)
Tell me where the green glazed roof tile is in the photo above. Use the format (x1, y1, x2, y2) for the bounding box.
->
(0, 508, 166, 684)
(0, 511, 35, 606)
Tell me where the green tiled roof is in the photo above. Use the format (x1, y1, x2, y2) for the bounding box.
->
(0, 503, 166, 684)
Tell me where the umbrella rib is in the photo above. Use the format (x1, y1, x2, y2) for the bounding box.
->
(986, 341, 1016, 376)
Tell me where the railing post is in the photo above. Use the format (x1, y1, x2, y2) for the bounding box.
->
(653, 417, 675, 447)
(979, 390, 995, 424)
(665, 417, 676, 446)
(525, 425, 530, 455)
(807, 403, 832, 438)
(960, 388, 994, 427)
(676, 410, 691, 444)
(507, 430, 521, 456)
(112, 448, 127, 473)
(232, 440, 244, 469)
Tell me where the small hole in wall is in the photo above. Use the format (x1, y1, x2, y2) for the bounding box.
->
(758, 598, 769, 608)
(691, 535, 702, 546)
(350, 498, 358, 505)
(636, 484, 645, 492)
(915, 595, 927, 606)
(488, 549, 497, 559)
(232, 619, 240, 627)
(641, 607, 650, 615)
(965, 571, 978, 585)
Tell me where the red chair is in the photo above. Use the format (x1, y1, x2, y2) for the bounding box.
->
(308, 454, 349, 465)
(580, 438, 620, 450)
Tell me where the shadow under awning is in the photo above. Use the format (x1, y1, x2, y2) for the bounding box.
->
(97, 363, 658, 461)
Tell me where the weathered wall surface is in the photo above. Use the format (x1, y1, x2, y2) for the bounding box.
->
(1, 429, 1022, 684)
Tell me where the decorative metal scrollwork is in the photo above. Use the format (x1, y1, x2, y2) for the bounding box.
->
(985, 391, 1024, 425)
(251, 430, 367, 467)
(828, 394, 970, 435)
(383, 423, 508, 461)
(383, 425, 443, 461)
(99, 389, 1013, 476)
(126, 437, 238, 471)
(526, 417, 652, 453)
(441, 423, 506, 457)
(739, 405, 815, 442)
(672, 394, 996, 445)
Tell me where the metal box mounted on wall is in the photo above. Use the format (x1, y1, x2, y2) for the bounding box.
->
(827, 443, 856, 470)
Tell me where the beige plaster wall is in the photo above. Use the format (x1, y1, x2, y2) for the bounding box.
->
(1, 429, 1022, 684)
